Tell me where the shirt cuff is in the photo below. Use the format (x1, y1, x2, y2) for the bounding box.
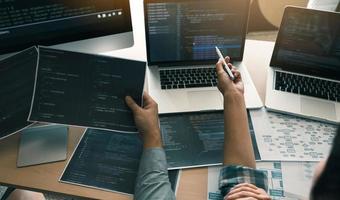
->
(139, 147, 168, 173)
(219, 165, 268, 197)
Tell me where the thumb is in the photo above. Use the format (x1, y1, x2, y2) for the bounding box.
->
(216, 59, 232, 84)
(125, 96, 141, 114)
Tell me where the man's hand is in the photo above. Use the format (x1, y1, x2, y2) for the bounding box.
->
(216, 56, 244, 97)
(125, 92, 162, 149)
(225, 183, 271, 200)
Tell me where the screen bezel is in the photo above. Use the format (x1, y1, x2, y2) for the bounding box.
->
(270, 6, 340, 80)
(0, 1, 132, 54)
(143, 0, 250, 67)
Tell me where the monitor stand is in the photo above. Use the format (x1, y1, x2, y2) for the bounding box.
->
(17, 125, 68, 168)
(51, 31, 134, 54)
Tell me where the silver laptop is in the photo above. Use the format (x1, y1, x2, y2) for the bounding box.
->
(144, 0, 262, 113)
(265, 7, 340, 123)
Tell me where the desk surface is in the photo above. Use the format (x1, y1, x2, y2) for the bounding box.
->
(0, 39, 275, 200)
(0, 0, 276, 199)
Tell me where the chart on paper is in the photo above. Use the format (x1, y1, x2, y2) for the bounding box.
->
(250, 109, 337, 161)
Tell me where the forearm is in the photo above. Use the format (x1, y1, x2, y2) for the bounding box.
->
(223, 92, 255, 168)
(134, 148, 175, 200)
(143, 128, 163, 149)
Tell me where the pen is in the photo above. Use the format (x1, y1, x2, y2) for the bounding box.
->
(215, 46, 235, 81)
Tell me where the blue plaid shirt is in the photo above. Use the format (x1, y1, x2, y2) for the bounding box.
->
(219, 165, 268, 197)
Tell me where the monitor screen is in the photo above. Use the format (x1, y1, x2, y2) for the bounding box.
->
(271, 7, 340, 80)
(144, 0, 250, 65)
(0, 0, 132, 54)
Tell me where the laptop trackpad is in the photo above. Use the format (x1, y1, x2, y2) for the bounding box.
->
(301, 97, 336, 120)
(187, 91, 222, 110)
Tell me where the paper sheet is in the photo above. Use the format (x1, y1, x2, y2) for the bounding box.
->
(250, 109, 337, 161)
(0, 47, 37, 140)
(29, 47, 146, 133)
(308, 0, 339, 11)
(160, 110, 260, 170)
(60, 129, 181, 195)
(207, 162, 317, 200)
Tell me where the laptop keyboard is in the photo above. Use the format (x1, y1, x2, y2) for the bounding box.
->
(160, 67, 217, 89)
(275, 71, 340, 102)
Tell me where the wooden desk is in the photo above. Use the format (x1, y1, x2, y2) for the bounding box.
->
(0, 40, 275, 200)
(0, 0, 277, 198)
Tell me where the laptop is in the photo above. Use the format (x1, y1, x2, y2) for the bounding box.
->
(265, 7, 340, 123)
(144, 0, 263, 113)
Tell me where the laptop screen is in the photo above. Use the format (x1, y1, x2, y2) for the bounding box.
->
(271, 7, 340, 80)
(144, 0, 250, 65)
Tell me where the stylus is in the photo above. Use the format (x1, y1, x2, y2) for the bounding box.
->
(215, 46, 235, 81)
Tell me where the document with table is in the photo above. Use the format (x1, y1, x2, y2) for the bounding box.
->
(251, 108, 337, 161)
(29, 47, 146, 133)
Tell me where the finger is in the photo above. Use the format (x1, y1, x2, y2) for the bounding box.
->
(224, 56, 230, 63)
(125, 96, 141, 113)
(216, 59, 226, 75)
(227, 63, 241, 80)
(142, 92, 157, 109)
(228, 63, 234, 70)
(227, 186, 261, 196)
(225, 196, 257, 200)
(231, 69, 241, 80)
(216, 60, 231, 82)
(231, 183, 258, 190)
(227, 198, 256, 200)
(226, 190, 266, 200)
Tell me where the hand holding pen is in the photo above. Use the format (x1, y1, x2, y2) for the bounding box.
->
(215, 46, 235, 81)
(215, 48, 244, 97)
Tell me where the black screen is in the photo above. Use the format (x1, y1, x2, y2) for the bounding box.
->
(144, 0, 250, 65)
(0, 47, 37, 139)
(271, 7, 340, 80)
(159, 110, 260, 169)
(0, 0, 132, 54)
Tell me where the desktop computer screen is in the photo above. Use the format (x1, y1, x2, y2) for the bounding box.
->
(0, 0, 133, 54)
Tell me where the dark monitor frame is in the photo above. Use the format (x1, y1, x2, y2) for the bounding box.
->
(270, 6, 340, 80)
(143, 0, 251, 67)
(0, 0, 133, 54)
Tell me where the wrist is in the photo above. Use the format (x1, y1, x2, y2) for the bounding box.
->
(143, 129, 163, 149)
(223, 91, 244, 100)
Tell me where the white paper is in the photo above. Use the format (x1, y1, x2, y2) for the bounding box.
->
(281, 162, 317, 199)
(308, 0, 339, 11)
(251, 109, 337, 161)
(207, 161, 318, 200)
(207, 167, 222, 200)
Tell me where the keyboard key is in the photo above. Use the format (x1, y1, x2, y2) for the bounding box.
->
(159, 67, 217, 90)
(274, 71, 339, 102)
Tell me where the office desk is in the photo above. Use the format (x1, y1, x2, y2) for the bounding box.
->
(0, 40, 275, 200)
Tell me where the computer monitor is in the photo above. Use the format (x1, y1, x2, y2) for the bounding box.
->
(0, 0, 134, 55)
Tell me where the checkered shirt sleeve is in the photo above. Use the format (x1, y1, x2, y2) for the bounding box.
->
(219, 165, 268, 197)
